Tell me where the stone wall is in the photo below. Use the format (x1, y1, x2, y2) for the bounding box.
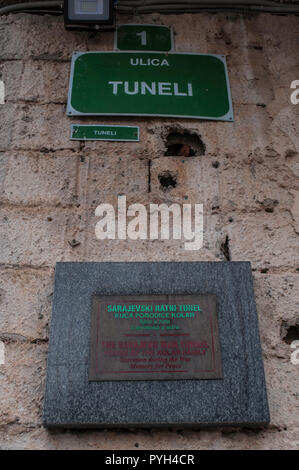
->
(0, 11, 298, 449)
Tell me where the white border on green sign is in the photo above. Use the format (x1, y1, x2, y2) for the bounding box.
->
(67, 51, 234, 122)
(114, 24, 175, 52)
(70, 124, 140, 142)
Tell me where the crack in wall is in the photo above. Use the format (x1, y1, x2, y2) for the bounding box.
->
(148, 159, 151, 193)
(220, 235, 231, 261)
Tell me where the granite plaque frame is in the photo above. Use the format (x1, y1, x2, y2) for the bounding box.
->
(89, 294, 223, 381)
(43, 262, 270, 428)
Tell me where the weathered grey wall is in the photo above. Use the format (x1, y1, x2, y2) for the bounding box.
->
(0, 11, 298, 449)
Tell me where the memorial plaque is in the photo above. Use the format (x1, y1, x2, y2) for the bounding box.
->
(89, 295, 223, 381)
(43, 262, 270, 428)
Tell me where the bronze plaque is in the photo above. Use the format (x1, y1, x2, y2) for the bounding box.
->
(89, 295, 223, 381)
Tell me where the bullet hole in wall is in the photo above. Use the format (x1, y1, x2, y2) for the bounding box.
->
(164, 131, 206, 157)
(260, 268, 268, 273)
(280, 321, 299, 344)
(158, 171, 177, 190)
(285, 149, 297, 160)
(258, 198, 279, 213)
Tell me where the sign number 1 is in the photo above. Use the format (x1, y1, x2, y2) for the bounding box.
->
(116, 24, 174, 52)
(136, 31, 147, 46)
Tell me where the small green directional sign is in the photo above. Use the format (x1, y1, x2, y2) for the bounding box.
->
(70, 124, 139, 141)
(115, 24, 174, 52)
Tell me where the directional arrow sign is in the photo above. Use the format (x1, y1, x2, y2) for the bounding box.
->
(67, 52, 233, 121)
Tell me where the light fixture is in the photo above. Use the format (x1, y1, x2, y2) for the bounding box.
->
(64, 0, 115, 31)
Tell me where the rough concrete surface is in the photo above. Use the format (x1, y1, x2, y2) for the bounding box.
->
(0, 11, 298, 449)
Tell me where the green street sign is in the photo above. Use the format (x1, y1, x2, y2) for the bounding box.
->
(67, 52, 233, 121)
(70, 124, 139, 141)
(115, 24, 174, 52)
